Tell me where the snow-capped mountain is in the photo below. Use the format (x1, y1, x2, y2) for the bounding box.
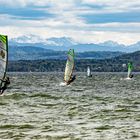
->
(10, 35, 77, 47)
(10, 34, 46, 44)
(46, 37, 77, 46)
(9, 35, 140, 52)
(99, 40, 125, 48)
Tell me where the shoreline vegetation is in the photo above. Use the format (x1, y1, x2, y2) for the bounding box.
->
(8, 51, 140, 72)
(7, 60, 138, 72)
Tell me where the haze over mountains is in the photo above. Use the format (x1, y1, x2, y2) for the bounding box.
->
(9, 35, 140, 53)
(8, 35, 140, 61)
(9, 45, 124, 60)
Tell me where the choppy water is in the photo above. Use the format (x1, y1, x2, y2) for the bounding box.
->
(0, 72, 140, 140)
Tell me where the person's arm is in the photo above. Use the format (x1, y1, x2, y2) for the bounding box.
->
(0, 79, 5, 82)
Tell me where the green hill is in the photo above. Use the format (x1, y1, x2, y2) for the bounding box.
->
(8, 51, 140, 72)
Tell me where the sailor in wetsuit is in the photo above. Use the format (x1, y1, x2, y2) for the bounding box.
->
(129, 74, 133, 78)
(66, 75, 76, 85)
(128, 62, 133, 78)
(0, 77, 10, 95)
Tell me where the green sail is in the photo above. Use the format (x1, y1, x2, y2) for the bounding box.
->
(0, 35, 8, 87)
(127, 62, 133, 78)
(64, 49, 75, 83)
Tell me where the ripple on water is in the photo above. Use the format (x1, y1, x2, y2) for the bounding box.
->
(0, 72, 139, 139)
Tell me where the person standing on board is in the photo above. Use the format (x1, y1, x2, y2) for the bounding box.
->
(66, 75, 76, 85)
(128, 62, 133, 78)
(0, 77, 10, 95)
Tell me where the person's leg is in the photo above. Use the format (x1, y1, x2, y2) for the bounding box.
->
(0, 87, 6, 95)
(0, 87, 2, 94)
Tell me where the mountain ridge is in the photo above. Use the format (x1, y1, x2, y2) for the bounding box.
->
(9, 35, 140, 52)
(9, 45, 124, 60)
(8, 50, 140, 72)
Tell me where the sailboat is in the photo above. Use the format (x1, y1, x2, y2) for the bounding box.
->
(64, 49, 75, 85)
(87, 66, 92, 77)
(127, 62, 133, 79)
(0, 35, 8, 88)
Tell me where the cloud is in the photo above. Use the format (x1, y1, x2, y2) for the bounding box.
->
(0, 0, 140, 45)
(0, 21, 140, 45)
(82, 0, 140, 12)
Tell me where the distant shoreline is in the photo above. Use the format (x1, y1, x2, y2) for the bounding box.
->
(7, 72, 140, 74)
(8, 50, 140, 72)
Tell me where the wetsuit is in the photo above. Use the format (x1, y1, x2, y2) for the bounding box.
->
(129, 74, 133, 78)
(0, 78, 10, 94)
(66, 75, 76, 85)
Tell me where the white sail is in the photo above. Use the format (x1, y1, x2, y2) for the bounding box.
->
(127, 69, 131, 78)
(87, 66, 91, 77)
(0, 35, 8, 87)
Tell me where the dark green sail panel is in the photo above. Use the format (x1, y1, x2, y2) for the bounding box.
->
(127, 62, 133, 78)
(0, 35, 8, 87)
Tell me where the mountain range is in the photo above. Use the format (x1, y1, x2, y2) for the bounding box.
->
(9, 45, 124, 60)
(9, 35, 140, 53)
(7, 35, 140, 72)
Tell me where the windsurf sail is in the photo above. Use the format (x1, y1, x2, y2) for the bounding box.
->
(122, 63, 126, 68)
(87, 66, 91, 77)
(0, 35, 8, 88)
(64, 49, 75, 84)
(127, 62, 133, 78)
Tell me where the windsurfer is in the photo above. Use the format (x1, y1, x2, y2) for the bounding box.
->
(129, 74, 133, 78)
(64, 49, 75, 85)
(66, 75, 76, 85)
(0, 77, 10, 95)
(87, 66, 92, 77)
(128, 62, 133, 78)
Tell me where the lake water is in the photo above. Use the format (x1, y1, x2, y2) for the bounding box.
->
(0, 72, 140, 140)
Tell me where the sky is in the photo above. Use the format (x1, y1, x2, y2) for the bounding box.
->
(0, 0, 140, 45)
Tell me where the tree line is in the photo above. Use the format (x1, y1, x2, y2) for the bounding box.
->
(7, 56, 140, 72)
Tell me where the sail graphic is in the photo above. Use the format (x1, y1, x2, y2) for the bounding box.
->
(127, 62, 133, 78)
(64, 49, 75, 83)
(0, 35, 8, 87)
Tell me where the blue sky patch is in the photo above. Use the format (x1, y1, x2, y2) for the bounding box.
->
(0, 6, 54, 19)
(81, 12, 140, 24)
(0, 1, 139, 45)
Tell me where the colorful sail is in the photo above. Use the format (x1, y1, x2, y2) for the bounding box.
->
(0, 35, 8, 87)
(127, 62, 133, 78)
(64, 49, 75, 83)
